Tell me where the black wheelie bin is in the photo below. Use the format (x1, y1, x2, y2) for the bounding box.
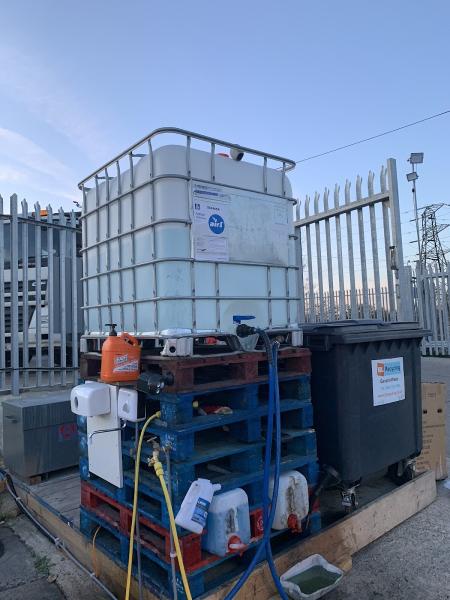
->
(303, 321, 427, 507)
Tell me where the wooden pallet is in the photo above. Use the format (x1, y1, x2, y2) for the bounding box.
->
(13, 470, 436, 600)
(80, 347, 311, 392)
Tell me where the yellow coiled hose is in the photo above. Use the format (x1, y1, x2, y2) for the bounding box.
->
(125, 411, 192, 600)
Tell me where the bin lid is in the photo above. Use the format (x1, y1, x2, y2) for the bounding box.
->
(302, 320, 429, 348)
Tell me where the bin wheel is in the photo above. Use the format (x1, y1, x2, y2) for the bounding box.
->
(388, 462, 415, 485)
(341, 488, 358, 512)
(344, 493, 358, 514)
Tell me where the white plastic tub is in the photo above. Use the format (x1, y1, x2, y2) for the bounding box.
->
(280, 554, 343, 599)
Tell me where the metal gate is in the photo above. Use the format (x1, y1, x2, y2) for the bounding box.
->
(294, 158, 413, 323)
(414, 262, 450, 355)
(0, 193, 81, 395)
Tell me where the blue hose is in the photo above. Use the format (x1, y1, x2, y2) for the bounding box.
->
(224, 341, 288, 600)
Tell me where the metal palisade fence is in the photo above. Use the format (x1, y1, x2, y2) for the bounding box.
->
(0, 194, 81, 395)
(294, 158, 414, 324)
(305, 286, 397, 322)
(414, 262, 450, 355)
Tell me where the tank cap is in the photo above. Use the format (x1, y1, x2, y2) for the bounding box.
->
(233, 315, 255, 324)
(228, 535, 247, 554)
(287, 513, 301, 532)
(105, 323, 118, 336)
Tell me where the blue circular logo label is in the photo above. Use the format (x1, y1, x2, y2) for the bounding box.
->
(208, 213, 225, 234)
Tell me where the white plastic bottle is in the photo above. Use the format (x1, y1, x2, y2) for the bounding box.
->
(269, 470, 309, 530)
(175, 479, 221, 534)
(203, 488, 251, 557)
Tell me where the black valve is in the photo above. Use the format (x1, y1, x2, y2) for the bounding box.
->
(137, 372, 174, 395)
(236, 323, 257, 338)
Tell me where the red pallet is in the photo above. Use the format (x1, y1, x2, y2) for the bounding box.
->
(80, 347, 311, 392)
(81, 481, 202, 569)
(81, 480, 265, 571)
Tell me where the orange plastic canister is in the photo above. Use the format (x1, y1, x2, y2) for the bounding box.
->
(100, 326, 141, 383)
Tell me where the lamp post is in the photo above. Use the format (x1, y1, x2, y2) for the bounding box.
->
(406, 152, 424, 266)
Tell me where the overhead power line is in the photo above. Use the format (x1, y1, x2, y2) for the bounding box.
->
(295, 109, 450, 164)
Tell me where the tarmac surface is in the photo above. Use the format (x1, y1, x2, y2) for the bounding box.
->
(0, 356, 449, 599)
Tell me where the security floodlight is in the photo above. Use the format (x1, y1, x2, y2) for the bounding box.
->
(406, 153, 424, 267)
(408, 153, 424, 164)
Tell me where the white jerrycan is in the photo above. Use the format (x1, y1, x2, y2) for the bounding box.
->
(203, 488, 251, 557)
(269, 470, 309, 531)
(175, 478, 221, 534)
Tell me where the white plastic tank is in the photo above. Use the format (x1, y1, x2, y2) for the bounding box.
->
(81, 129, 298, 338)
(202, 488, 251, 557)
(269, 470, 309, 530)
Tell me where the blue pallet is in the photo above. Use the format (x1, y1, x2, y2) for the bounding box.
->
(144, 400, 313, 461)
(80, 452, 319, 531)
(80, 437, 319, 530)
(123, 453, 319, 528)
(154, 375, 311, 427)
(77, 415, 87, 433)
(80, 504, 321, 600)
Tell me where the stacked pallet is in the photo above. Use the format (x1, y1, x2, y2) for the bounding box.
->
(77, 347, 321, 599)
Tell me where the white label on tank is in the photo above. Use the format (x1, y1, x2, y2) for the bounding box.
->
(192, 184, 230, 261)
(371, 357, 405, 406)
(191, 181, 291, 265)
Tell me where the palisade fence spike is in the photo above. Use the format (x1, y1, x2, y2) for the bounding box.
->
(368, 170, 375, 197)
(334, 183, 340, 208)
(305, 194, 311, 217)
(356, 175, 362, 200)
(314, 191, 320, 214)
(323, 187, 330, 211)
(345, 179, 351, 204)
(380, 165, 387, 193)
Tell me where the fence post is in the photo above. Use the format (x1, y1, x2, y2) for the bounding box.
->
(387, 159, 414, 321)
(70, 210, 79, 384)
(0, 196, 5, 391)
(10, 195, 20, 396)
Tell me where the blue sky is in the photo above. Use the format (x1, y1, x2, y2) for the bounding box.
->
(1, 1, 449, 262)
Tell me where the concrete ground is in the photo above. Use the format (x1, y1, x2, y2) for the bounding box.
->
(0, 357, 449, 599)
(0, 510, 107, 599)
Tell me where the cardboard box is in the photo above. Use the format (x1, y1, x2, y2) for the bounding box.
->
(416, 382, 447, 480)
(421, 382, 446, 427)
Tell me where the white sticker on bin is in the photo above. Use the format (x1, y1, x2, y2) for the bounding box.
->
(371, 357, 405, 406)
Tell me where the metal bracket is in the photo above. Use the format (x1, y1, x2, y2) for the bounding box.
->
(88, 420, 127, 444)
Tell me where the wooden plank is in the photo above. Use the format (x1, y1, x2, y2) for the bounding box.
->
(18, 487, 156, 600)
(210, 470, 436, 600)
(16, 470, 436, 600)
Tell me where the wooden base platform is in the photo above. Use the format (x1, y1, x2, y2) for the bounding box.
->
(9, 469, 436, 600)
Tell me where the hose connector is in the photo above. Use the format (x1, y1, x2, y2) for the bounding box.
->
(153, 459, 165, 479)
(236, 323, 257, 338)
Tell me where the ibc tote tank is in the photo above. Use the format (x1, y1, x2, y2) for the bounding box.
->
(79, 128, 298, 339)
